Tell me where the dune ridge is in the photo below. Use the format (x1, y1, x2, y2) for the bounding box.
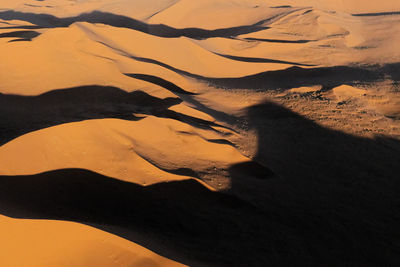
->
(0, 215, 185, 267)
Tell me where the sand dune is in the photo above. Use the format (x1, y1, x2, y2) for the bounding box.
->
(1, 0, 400, 266)
(0, 116, 248, 187)
(267, 0, 400, 13)
(0, 215, 185, 267)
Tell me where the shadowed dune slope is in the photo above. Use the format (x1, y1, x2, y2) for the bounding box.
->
(0, 85, 182, 145)
(0, 169, 269, 267)
(182, 63, 400, 90)
(265, 0, 400, 13)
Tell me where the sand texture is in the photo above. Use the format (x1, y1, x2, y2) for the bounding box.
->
(1, 0, 400, 266)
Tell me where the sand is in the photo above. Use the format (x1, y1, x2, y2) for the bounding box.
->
(0, 117, 248, 186)
(1, 0, 400, 266)
(0, 215, 185, 267)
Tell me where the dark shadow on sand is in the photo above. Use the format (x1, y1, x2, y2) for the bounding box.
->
(0, 86, 180, 145)
(0, 169, 275, 267)
(352, 11, 400, 17)
(0, 85, 233, 146)
(200, 63, 400, 90)
(125, 73, 196, 95)
(214, 53, 316, 67)
(119, 50, 400, 90)
(123, 72, 241, 127)
(0, 30, 40, 41)
(243, 37, 313, 43)
(228, 101, 400, 266)
(0, 10, 271, 39)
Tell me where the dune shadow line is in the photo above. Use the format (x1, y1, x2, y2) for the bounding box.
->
(0, 85, 234, 146)
(115, 48, 400, 90)
(125, 73, 196, 95)
(0, 10, 272, 39)
(215, 52, 316, 66)
(0, 85, 179, 145)
(352, 11, 400, 17)
(243, 37, 313, 44)
(0, 30, 40, 40)
(202, 63, 400, 90)
(0, 168, 274, 267)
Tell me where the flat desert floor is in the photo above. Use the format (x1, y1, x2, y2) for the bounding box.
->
(1, 0, 400, 266)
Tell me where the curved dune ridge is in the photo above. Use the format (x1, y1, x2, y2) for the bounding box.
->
(0, 215, 185, 267)
(0, 117, 248, 186)
(1, 0, 400, 266)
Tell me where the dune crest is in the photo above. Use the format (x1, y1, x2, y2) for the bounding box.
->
(0, 215, 185, 267)
(0, 117, 248, 188)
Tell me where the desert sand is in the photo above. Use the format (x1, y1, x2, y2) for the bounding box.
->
(0, 215, 185, 267)
(1, 0, 400, 266)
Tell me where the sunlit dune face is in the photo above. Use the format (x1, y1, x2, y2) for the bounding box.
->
(0, 215, 185, 267)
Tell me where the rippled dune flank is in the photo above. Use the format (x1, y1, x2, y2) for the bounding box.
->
(1, 0, 400, 266)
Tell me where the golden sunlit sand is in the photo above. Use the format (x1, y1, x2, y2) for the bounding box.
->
(0, 215, 185, 267)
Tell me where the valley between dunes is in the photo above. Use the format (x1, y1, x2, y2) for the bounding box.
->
(1, 0, 400, 266)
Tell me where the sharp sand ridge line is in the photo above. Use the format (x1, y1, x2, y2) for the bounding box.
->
(144, 0, 181, 20)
